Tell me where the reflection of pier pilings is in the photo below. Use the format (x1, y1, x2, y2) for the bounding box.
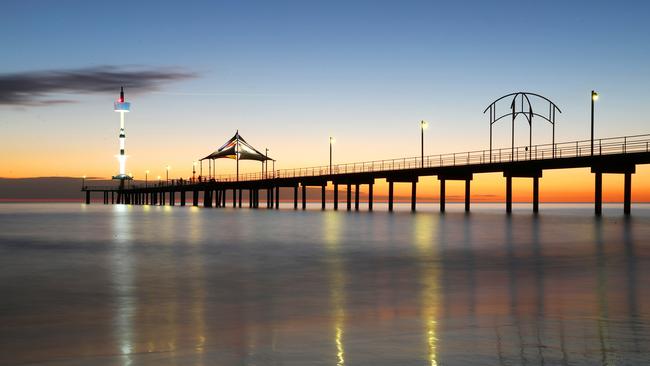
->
(623, 219, 641, 354)
(594, 220, 611, 365)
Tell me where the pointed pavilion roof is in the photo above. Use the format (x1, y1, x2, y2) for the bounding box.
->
(201, 131, 272, 161)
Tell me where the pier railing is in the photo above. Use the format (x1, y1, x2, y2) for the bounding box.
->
(212, 133, 650, 182)
(84, 133, 650, 190)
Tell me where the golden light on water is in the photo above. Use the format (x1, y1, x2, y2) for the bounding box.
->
(414, 214, 441, 366)
(324, 213, 346, 366)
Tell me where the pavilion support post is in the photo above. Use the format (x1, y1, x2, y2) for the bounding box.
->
(532, 177, 539, 213)
(267, 188, 272, 208)
(275, 186, 279, 209)
(145, 192, 148, 205)
(368, 183, 374, 211)
(346, 184, 351, 211)
(465, 179, 471, 212)
(161, 191, 165, 206)
(506, 176, 513, 214)
(334, 184, 339, 210)
(216, 190, 221, 207)
(180, 190, 186, 206)
(233, 189, 237, 208)
(440, 179, 446, 213)
(595, 172, 602, 216)
(293, 186, 298, 209)
(302, 184, 307, 210)
(221, 189, 226, 207)
(321, 185, 326, 210)
(111, 192, 115, 204)
(85, 191, 90, 205)
(170, 191, 175, 206)
(411, 181, 417, 212)
(249, 189, 253, 208)
(388, 181, 394, 212)
(624, 172, 632, 216)
(354, 184, 360, 211)
(239, 189, 243, 208)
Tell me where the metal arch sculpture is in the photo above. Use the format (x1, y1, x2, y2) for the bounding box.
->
(483, 92, 561, 162)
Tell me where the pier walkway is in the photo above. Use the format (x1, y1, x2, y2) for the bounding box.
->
(83, 133, 650, 215)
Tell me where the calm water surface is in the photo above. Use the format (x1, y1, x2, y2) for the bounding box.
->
(1, 203, 649, 365)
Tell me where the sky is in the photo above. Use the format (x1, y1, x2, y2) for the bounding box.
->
(1, 0, 649, 201)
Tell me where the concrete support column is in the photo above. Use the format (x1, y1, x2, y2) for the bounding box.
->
(321, 185, 326, 210)
(275, 186, 280, 209)
(368, 183, 374, 211)
(293, 186, 298, 209)
(193, 190, 199, 206)
(346, 184, 352, 211)
(85, 191, 90, 204)
(161, 191, 165, 206)
(111, 192, 115, 204)
(465, 179, 471, 212)
(355, 184, 360, 211)
(302, 184, 307, 210)
(249, 189, 253, 208)
(239, 189, 243, 208)
(440, 179, 446, 212)
(221, 189, 226, 207)
(180, 191, 186, 206)
(388, 181, 394, 212)
(233, 189, 237, 208)
(532, 177, 539, 213)
(411, 181, 417, 212)
(595, 172, 602, 216)
(170, 191, 175, 206)
(506, 176, 512, 214)
(333, 184, 339, 210)
(204, 190, 212, 207)
(624, 172, 632, 215)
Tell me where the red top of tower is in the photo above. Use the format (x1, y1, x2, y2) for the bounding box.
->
(119, 86, 124, 103)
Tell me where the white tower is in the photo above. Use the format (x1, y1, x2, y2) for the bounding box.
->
(112, 87, 132, 181)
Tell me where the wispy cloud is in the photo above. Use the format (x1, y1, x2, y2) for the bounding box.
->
(0, 66, 197, 106)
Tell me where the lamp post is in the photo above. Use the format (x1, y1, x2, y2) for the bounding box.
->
(145, 170, 149, 188)
(420, 120, 428, 168)
(82, 175, 86, 189)
(265, 148, 269, 179)
(192, 162, 197, 182)
(329, 136, 335, 174)
(166, 165, 170, 185)
(272, 160, 276, 178)
(591, 90, 599, 156)
(157, 176, 161, 186)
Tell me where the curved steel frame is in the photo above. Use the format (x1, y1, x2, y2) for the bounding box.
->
(484, 92, 561, 161)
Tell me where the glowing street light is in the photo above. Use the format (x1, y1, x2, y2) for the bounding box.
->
(420, 120, 428, 168)
(329, 136, 336, 174)
(157, 175, 161, 186)
(591, 90, 599, 156)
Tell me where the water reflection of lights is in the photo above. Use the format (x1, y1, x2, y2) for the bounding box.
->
(111, 205, 135, 365)
(414, 214, 440, 366)
(324, 213, 346, 366)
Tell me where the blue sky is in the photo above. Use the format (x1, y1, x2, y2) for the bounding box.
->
(1, 0, 649, 177)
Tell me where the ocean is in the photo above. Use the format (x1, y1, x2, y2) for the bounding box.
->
(1, 203, 649, 365)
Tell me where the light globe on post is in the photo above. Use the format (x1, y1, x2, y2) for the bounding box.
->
(591, 90, 599, 156)
(145, 170, 149, 187)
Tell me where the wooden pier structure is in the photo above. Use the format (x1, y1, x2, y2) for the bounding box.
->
(83, 134, 650, 216)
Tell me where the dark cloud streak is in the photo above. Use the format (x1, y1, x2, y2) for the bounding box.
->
(0, 66, 196, 106)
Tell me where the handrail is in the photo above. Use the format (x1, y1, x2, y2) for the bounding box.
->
(84, 133, 650, 190)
